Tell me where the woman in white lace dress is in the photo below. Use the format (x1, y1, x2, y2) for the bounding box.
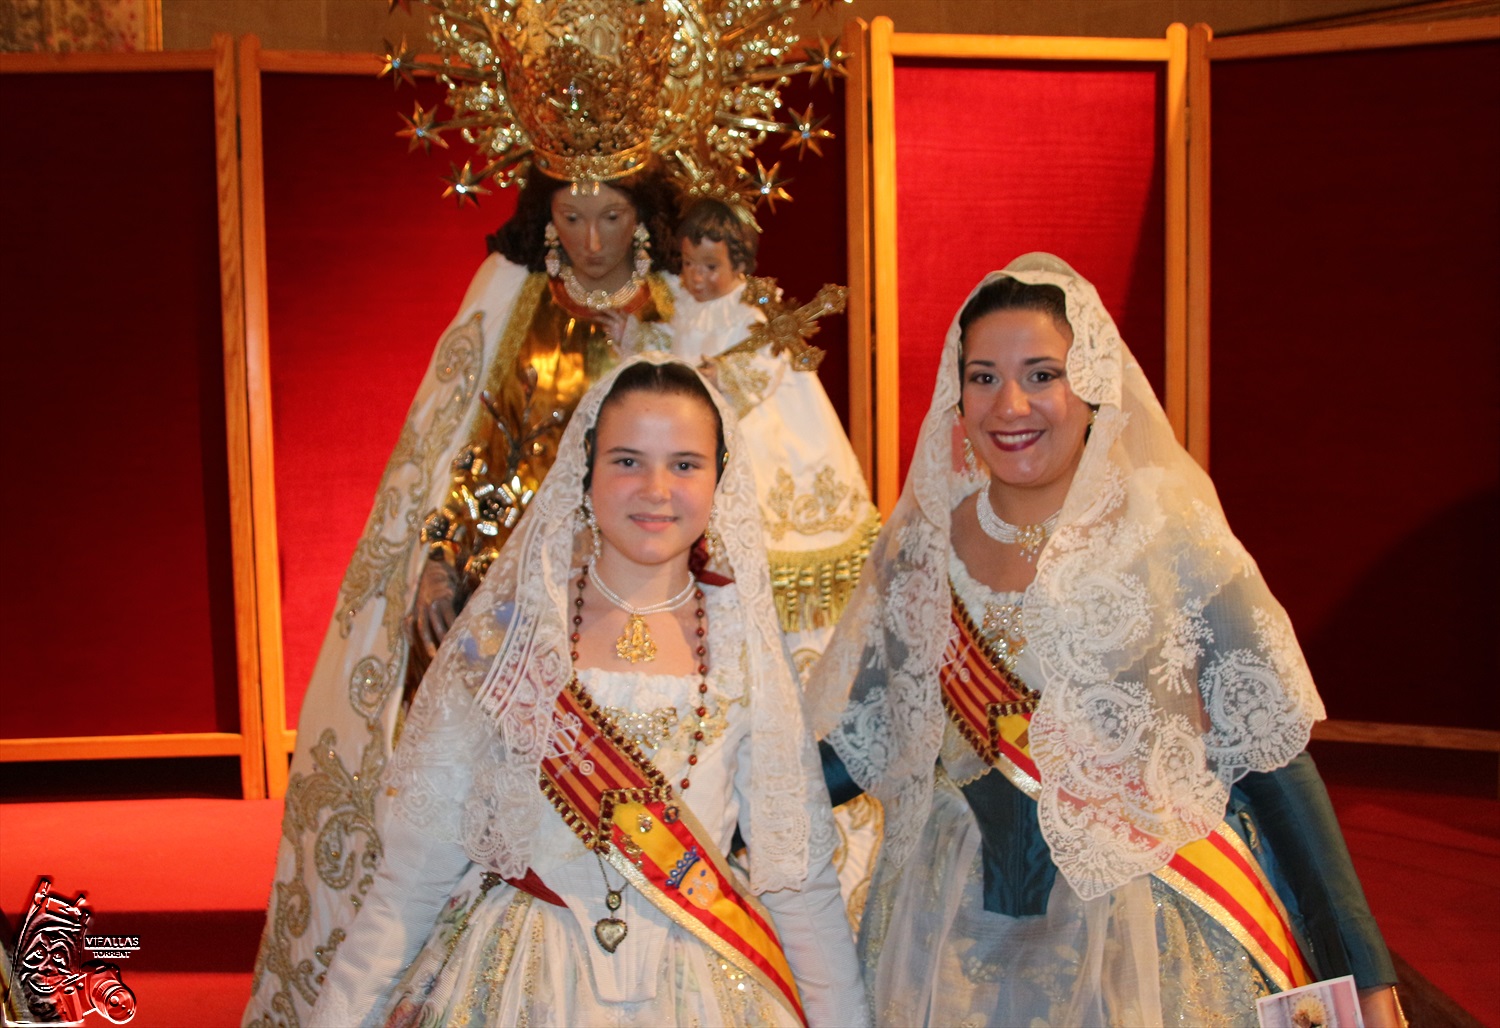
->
(808, 255, 1403, 1026)
(310, 354, 867, 1027)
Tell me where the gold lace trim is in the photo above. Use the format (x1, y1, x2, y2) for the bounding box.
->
(767, 507, 882, 632)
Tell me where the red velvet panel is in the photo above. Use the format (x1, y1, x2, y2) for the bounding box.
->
(751, 75, 852, 420)
(0, 71, 238, 737)
(1209, 42, 1500, 728)
(261, 73, 497, 726)
(893, 59, 1167, 485)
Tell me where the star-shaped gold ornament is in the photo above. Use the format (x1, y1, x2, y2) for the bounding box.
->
(380, 37, 418, 89)
(398, 102, 449, 153)
(442, 161, 492, 208)
(803, 37, 849, 91)
(747, 158, 792, 212)
(781, 104, 832, 158)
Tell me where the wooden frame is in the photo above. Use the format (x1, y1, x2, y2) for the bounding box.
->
(851, 18, 1190, 514)
(842, 18, 875, 483)
(237, 40, 393, 798)
(1186, 15, 1500, 767)
(0, 35, 265, 800)
(1183, 14, 1500, 470)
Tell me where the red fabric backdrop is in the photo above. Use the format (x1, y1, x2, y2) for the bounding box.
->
(0, 71, 239, 737)
(261, 73, 497, 726)
(1209, 41, 1500, 728)
(262, 71, 852, 729)
(893, 59, 1167, 485)
(752, 75, 852, 419)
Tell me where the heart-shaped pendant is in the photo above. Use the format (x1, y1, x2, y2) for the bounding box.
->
(594, 916, 628, 953)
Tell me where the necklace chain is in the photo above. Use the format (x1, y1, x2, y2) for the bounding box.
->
(975, 487, 1060, 563)
(586, 564, 697, 664)
(558, 266, 643, 311)
(592, 853, 628, 953)
(572, 567, 710, 794)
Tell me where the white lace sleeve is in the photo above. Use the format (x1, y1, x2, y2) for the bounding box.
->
(383, 649, 489, 842)
(307, 812, 470, 1027)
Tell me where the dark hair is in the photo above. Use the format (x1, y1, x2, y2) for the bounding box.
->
(957, 276, 1083, 416)
(487, 168, 681, 272)
(958, 276, 1070, 343)
(674, 198, 758, 274)
(583, 362, 726, 491)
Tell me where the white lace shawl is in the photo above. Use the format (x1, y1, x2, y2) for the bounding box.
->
(808, 253, 1324, 900)
(385, 352, 824, 893)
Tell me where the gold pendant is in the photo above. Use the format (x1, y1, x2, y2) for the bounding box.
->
(615, 613, 657, 663)
(1015, 523, 1048, 562)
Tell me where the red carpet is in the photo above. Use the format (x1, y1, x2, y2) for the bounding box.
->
(1, 796, 282, 1028)
(1323, 784, 1499, 1025)
(1, 748, 1494, 1026)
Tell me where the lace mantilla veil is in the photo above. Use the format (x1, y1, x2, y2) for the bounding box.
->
(387, 352, 826, 894)
(807, 253, 1325, 900)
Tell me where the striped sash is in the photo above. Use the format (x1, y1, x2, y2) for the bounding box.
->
(940, 593, 1315, 991)
(538, 679, 807, 1025)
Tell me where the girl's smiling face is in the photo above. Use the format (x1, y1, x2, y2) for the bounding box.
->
(589, 390, 719, 571)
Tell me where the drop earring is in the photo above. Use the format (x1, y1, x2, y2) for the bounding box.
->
(963, 438, 978, 474)
(545, 221, 563, 278)
(632, 223, 651, 279)
(582, 494, 602, 561)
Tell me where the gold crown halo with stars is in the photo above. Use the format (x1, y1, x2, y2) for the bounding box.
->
(382, 0, 849, 211)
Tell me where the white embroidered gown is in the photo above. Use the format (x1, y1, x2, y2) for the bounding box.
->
(859, 551, 1277, 1026)
(310, 584, 865, 1028)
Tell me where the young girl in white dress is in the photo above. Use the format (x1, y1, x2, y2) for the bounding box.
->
(309, 354, 867, 1027)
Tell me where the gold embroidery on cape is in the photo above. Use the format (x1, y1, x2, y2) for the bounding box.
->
(831, 792, 884, 931)
(247, 645, 407, 1026)
(713, 350, 772, 418)
(768, 507, 881, 631)
(335, 312, 485, 644)
(764, 465, 855, 542)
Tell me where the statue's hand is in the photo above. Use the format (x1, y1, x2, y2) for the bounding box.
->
(413, 557, 461, 659)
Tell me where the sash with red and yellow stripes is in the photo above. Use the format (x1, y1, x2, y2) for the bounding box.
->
(537, 678, 807, 1026)
(940, 593, 1316, 992)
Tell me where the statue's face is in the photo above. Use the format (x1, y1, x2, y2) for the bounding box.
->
(551, 182, 639, 290)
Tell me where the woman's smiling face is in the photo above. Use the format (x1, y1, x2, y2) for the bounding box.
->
(960, 307, 1092, 511)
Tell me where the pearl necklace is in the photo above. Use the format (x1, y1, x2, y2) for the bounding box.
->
(558, 266, 643, 311)
(975, 487, 1060, 564)
(587, 564, 698, 663)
